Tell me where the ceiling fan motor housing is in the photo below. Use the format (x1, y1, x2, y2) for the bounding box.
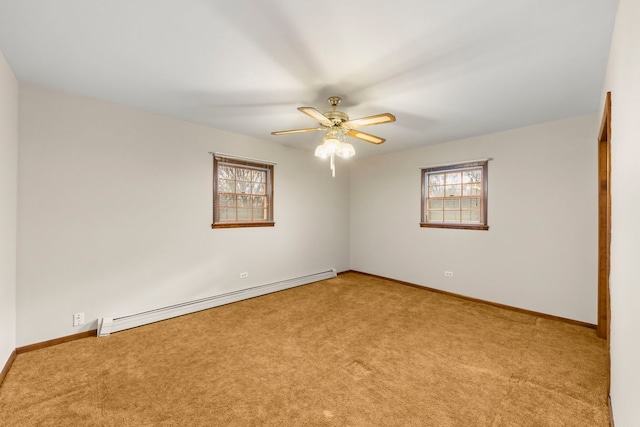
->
(323, 110, 349, 125)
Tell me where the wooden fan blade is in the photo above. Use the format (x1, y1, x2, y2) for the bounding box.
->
(343, 113, 396, 128)
(298, 107, 332, 126)
(346, 129, 386, 144)
(271, 127, 323, 135)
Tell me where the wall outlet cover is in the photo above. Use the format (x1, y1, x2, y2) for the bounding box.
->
(73, 312, 85, 326)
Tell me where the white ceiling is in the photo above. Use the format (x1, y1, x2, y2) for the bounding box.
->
(0, 0, 618, 157)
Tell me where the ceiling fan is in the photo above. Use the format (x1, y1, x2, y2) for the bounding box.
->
(271, 96, 396, 145)
(271, 96, 395, 176)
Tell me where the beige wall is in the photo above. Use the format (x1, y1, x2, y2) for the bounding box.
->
(602, 0, 640, 424)
(350, 114, 598, 323)
(0, 50, 18, 364)
(17, 84, 350, 346)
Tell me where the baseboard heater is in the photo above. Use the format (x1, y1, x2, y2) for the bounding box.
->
(98, 269, 336, 337)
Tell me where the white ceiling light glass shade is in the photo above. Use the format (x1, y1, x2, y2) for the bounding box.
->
(321, 130, 342, 154)
(314, 144, 329, 158)
(336, 142, 355, 158)
(316, 127, 355, 176)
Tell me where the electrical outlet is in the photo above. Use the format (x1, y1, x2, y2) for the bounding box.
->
(240, 272, 248, 279)
(73, 312, 85, 327)
(444, 271, 454, 278)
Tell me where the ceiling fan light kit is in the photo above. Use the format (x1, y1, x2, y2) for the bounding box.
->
(272, 96, 396, 176)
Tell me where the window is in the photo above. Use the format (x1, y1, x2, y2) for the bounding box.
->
(212, 155, 274, 228)
(421, 160, 488, 230)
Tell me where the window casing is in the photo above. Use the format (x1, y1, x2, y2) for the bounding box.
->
(420, 160, 488, 230)
(212, 156, 274, 228)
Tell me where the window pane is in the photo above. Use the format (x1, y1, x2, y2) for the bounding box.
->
(461, 198, 480, 209)
(463, 183, 482, 196)
(237, 168, 252, 181)
(219, 166, 235, 179)
(470, 210, 481, 221)
(236, 181, 251, 194)
(253, 208, 265, 219)
(220, 208, 235, 220)
(220, 194, 235, 207)
(461, 210, 472, 221)
(428, 199, 443, 209)
(444, 211, 460, 222)
(463, 170, 481, 183)
(444, 199, 460, 210)
(428, 173, 444, 186)
(237, 195, 251, 208)
(429, 186, 444, 197)
(445, 185, 461, 197)
(445, 172, 462, 185)
(428, 210, 443, 221)
(219, 179, 235, 193)
(253, 170, 266, 183)
(237, 209, 251, 220)
(252, 196, 265, 207)
(252, 183, 265, 195)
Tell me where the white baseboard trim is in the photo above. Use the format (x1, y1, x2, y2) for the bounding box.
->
(98, 269, 336, 336)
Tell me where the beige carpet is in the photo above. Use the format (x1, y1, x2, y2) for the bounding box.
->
(0, 272, 609, 426)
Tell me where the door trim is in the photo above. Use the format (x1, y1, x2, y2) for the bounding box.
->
(597, 91, 611, 342)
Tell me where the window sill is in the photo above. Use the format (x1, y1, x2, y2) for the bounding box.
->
(211, 222, 275, 229)
(420, 223, 489, 231)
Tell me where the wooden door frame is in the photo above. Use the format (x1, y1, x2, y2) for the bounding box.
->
(597, 91, 611, 341)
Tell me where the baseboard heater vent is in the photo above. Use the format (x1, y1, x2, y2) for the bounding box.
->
(98, 269, 336, 337)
